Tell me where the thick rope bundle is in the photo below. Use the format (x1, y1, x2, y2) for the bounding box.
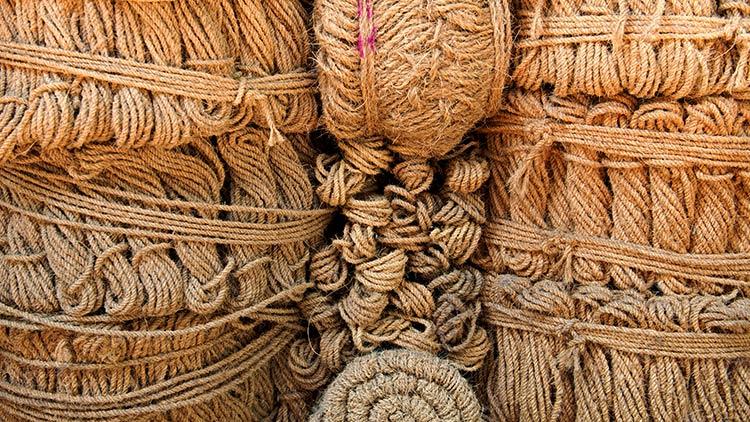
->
(310, 349, 482, 422)
(315, 0, 511, 158)
(480, 88, 750, 296)
(0, 0, 323, 419)
(0, 312, 301, 421)
(290, 0, 513, 415)
(513, 0, 750, 99)
(480, 273, 750, 421)
(286, 142, 491, 417)
(0, 0, 316, 163)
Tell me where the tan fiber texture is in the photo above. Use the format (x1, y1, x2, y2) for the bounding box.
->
(289, 142, 492, 416)
(0, 313, 300, 421)
(315, 0, 511, 158)
(513, 0, 750, 99)
(479, 88, 750, 296)
(480, 274, 750, 421)
(0, 0, 323, 419)
(310, 349, 482, 422)
(296, 0, 512, 414)
(0, 0, 315, 162)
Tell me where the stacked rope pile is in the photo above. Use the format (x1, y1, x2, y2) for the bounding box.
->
(481, 89, 750, 295)
(278, 0, 512, 417)
(310, 349, 482, 422)
(0, 0, 323, 420)
(478, 0, 750, 419)
(513, 0, 750, 99)
(481, 274, 750, 421)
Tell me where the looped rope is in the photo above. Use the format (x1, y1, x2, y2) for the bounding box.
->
(0, 166, 333, 246)
(0, 323, 300, 420)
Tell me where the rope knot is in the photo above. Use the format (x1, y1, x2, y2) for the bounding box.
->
(555, 318, 585, 371)
(507, 119, 555, 197)
(540, 235, 577, 284)
(529, 1, 545, 40)
(611, 14, 627, 52)
(557, 318, 580, 340)
(723, 17, 744, 44)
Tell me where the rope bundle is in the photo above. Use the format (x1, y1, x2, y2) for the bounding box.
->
(481, 89, 750, 295)
(480, 274, 750, 421)
(315, 0, 511, 158)
(0, 313, 301, 421)
(0, 0, 316, 163)
(514, 0, 750, 99)
(0, 0, 323, 419)
(291, 0, 513, 415)
(478, 1, 750, 418)
(310, 349, 482, 422)
(289, 143, 492, 417)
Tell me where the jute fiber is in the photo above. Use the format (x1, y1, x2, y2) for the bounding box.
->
(0, 311, 301, 421)
(310, 349, 482, 422)
(513, 0, 750, 99)
(315, 0, 511, 158)
(296, 142, 492, 416)
(294, 0, 513, 414)
(480, 273, 750, 421)
(479, 88, 750, 296)
(0, 0, 324, 419)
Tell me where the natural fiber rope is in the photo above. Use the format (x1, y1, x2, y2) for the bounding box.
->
(485, 219, 750, 288)
(0, 282, 309, 337)
(0, 0, 317, 163)
(481, 116, 750, 168)
(482, 89, 750, 295)
(0, 166, 332, 246)
(0, 41, 315, 103)
(315, 0, 511, 158)
(484, 304, 750, 360)
(310, 349, 482, 422)
(0, 323, 300, 421)
(0, 1, 321, 420)
(512, 0, 750, 98)
(516, 15, 750, 45)
(479, 274, 750, 421)
(294, 0, 511, 411)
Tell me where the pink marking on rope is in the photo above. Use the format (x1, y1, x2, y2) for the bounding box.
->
(357, 35, 365, 57)
(356, 0, 376, 57)
(367, 26, 377, 51)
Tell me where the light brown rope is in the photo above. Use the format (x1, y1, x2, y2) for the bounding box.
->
(479, 274, 750, 422)
(512, 0, 750, 98)
(0, 167, 331, 246)
(484, 304, 750, 360)
(315, 0, 511, 158)
(310, 349, 482, 422)
(0, 323, 299, 420)
(483, 89, 750, 295)
(0, 1, 320, 420)
(485, 219, 750, 287)
(482, 115, 750, 168)
(0, 41, 315, 103)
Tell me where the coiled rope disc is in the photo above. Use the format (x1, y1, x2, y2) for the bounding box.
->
(310, 349, 481, 421)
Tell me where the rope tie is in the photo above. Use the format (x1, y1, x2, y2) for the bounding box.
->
(541, 235, 578, 284)
(508, 119, 555, 198)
